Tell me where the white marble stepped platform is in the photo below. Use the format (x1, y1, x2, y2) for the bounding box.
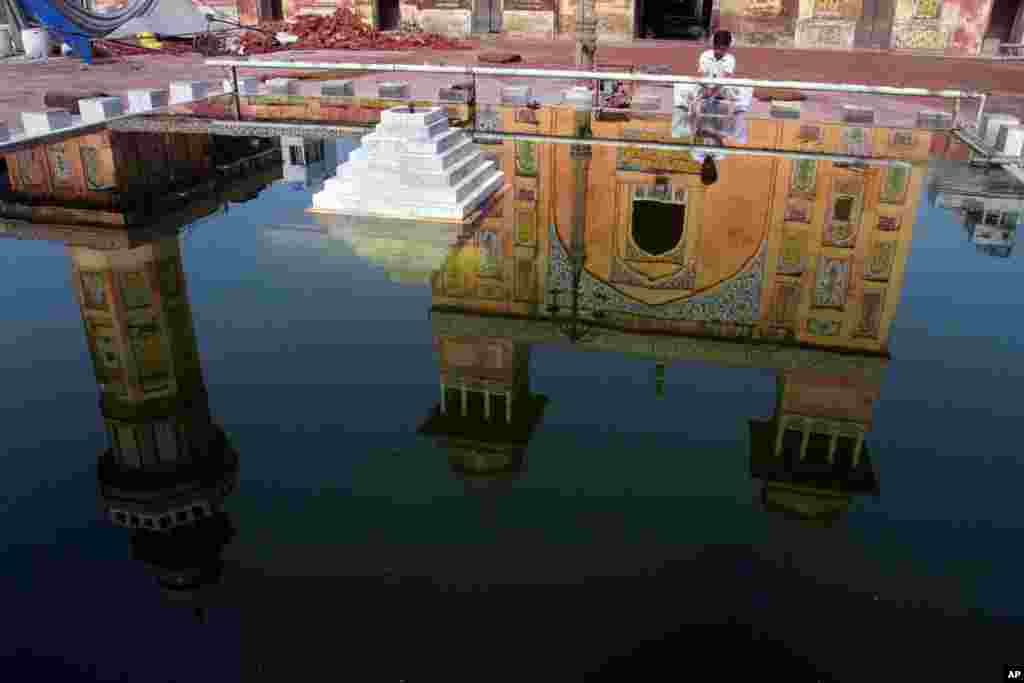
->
(312, 106, 505, 222)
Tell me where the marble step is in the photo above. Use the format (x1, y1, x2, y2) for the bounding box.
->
(374, 117, 450, 143)
(344, 136, 477, 176)
(340, 149, 487, 189)
(357, 135, 477, 173)
(362, 128, 466, 157)
(315, 170, 505, 221)
(331, 161, 499, 206)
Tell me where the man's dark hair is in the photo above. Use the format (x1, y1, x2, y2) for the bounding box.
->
(713, 30, 732, 49)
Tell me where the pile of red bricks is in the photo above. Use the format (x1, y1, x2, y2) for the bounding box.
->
(239, 7, 472, 54)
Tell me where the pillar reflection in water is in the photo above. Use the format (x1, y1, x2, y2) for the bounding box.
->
(69, 234, 239, 621)
(419, 335, 548, 491)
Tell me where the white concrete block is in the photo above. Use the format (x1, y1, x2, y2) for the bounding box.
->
(983, 114, 1020, 149)
(267, 78, 298, 96)
(20, 109, 73, 136)
(916, 109, 953, 130)
(319, 80, 355, 97)
(224, 76, 260, 96)
(124, 89, 170, 113)
(169, 80, 210, 104)
(673, 83, 700, 108)
(563, 86, 593, 111)
(378, 81, 410, 99)
(500, 84, 532, 106)
(631, 94, 661, 111)
(998, 125, 1024, 156)
(79, 97, 124, 124)
(841, 104, 875, 124)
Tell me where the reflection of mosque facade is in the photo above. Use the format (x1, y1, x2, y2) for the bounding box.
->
(422, 109, 932, 523)
(418, 335, 548, 488)
(279, 137, 336, 189)
(70, 233, 239, 616)
(928, 162, 1021, 258)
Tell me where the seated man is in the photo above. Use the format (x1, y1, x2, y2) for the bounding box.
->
(694, 30, 753, 112)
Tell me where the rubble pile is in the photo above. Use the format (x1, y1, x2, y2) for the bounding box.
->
(239, 7, 472, 54)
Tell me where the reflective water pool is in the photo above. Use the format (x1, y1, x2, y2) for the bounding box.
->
(1, 129, 1022, 681)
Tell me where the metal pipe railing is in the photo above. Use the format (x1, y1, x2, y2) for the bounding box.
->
(205, 59, 981, 100)
(474, 131, 917, 167)
(109, 113, 922, 166)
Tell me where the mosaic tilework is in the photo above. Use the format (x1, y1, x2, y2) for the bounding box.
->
(790, 159, 817, 196)
(547, 224, 765, 323)
(807, 318, 841, 336)
(823, 218, 859, 248)
(814, 256, 850, 309)
(778, 230, 807, 275)
(865, 241, 896, 281)
(772, 282, 801, 325)
(610, 258, 697, 290)
(877, 214, 901, 231)
(841, 127, 872, 157)
(856, 290, 885, 338)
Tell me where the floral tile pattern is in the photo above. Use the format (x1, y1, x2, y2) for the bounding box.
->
(778, 230, 807, 275)
(814, 256, 850, 309)
(865, 241, 896, 281)
(547, 224, 765, 324)
(807, 318, 841, 336)
(855, 290, 885, 338)
(610, 258, 697, 290)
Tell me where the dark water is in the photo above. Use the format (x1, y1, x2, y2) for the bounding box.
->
(1, 136, 1022, 681)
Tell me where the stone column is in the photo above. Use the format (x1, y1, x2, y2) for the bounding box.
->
(828, 429, 839, 465)
(774, 418, 787, 457)
(799, 428, 811, 461)
(440, 383, 447, 414)
(484, 390, 491, 420)
(461, 385, 468, 417)
(852, 432, 865, 468)
(505, 391, 513, 423)
(575, 0, 597, 70)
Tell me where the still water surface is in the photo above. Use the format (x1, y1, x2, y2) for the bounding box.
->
(1, 135, 1022, 681)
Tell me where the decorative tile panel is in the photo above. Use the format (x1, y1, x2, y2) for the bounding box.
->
(814, 256, 850, 309)
(841, 127, 872, 157)
(515, 208, 537, 245)
(864, 241, 896, 281)
(477, 230, 502, 278)
(784, 199, 813, 223)
(790, 159, 817, 197)
(548, 224, 764, 324)
(877, 214, 901, 231)
(515, 258, 537, 302)
(772, 282, 801, 325)
(807, 318, 841, 336)
(515, 141, 538, 177)
(610, 258, 697, 290)
(516, 187, 537, 203)
(855, 290, 885, 338)
(778, 229, 807, 275)
(48, 145, 72, 182)
(891, 130, 915, 147)
(880, 164, 910, 204)
(515, 108, 539, 125)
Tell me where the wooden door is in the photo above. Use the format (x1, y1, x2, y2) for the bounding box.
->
(854, 0, 894, 49)
(473, 0, 502, 33)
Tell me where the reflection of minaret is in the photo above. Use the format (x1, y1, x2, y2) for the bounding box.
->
(418, 335, 548, 489)
(749, 369, 882, 527)
(69, 235, 239, 620)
